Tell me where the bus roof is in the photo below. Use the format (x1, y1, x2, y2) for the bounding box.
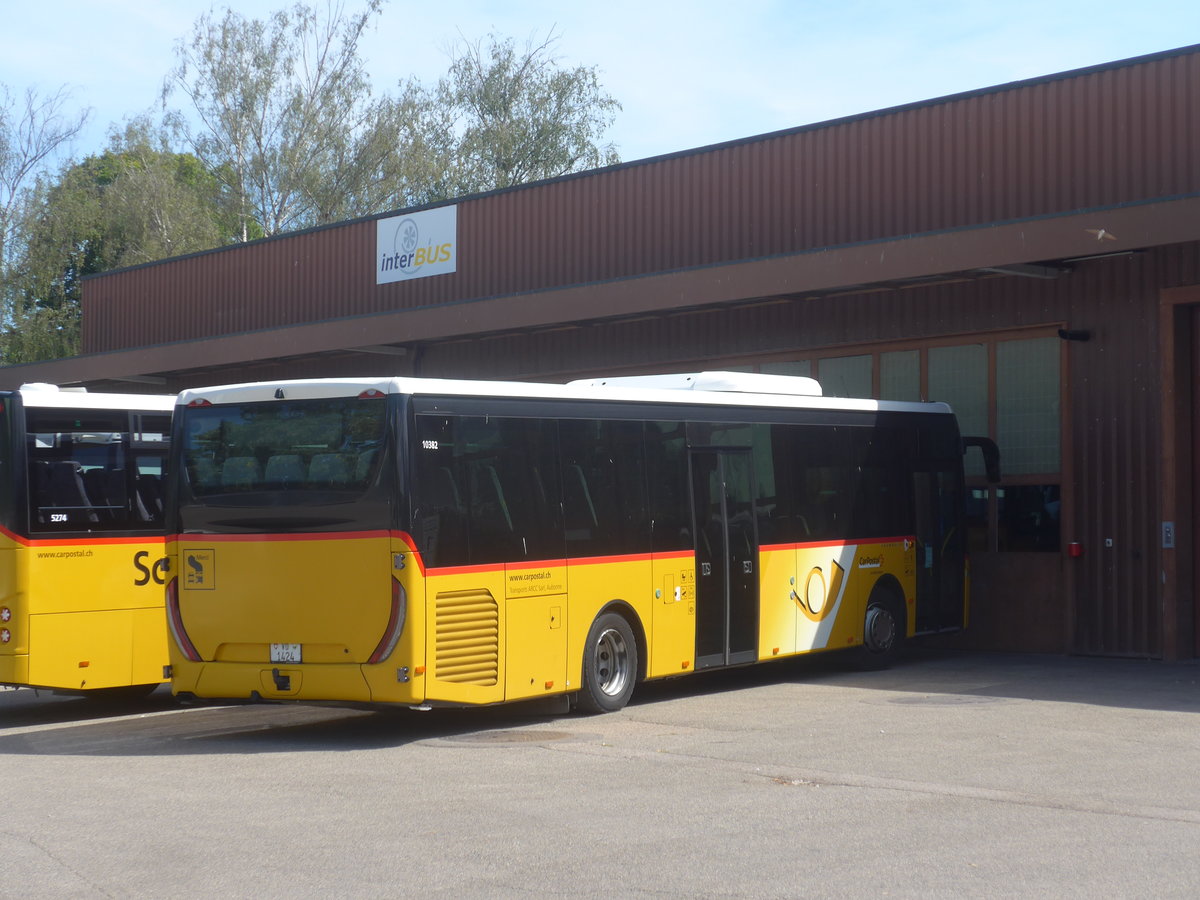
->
(176, 373, 954, 416)
(12, 384, 176, 413)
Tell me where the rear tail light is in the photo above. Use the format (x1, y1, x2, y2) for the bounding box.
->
(358, 389, 386, 399)
(165, 577, 202, 662)
(186, 398, 213, 407)
(368, 576, 407, 664)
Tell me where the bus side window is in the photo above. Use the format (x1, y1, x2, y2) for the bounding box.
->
(136, 473, 164, 522)
(47, 461, 99, 524)
(470, 463, 514, 535)
(413, 417, 464, 567)
(647, 421, 690, 553)
(563, 464, 597, 541)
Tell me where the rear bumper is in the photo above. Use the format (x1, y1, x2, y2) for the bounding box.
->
(174, 660, 424, 705)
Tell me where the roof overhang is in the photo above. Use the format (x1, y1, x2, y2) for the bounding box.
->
(4, 193, 1199, 389)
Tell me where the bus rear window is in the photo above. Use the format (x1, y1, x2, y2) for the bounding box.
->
(182, 399, 385, 498)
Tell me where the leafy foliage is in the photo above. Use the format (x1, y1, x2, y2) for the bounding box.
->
(0, 84, 89, 365)
(163, 0, 419, 236)
(3, 122, 246, 364)
(3, 1, 623, 365)
(437, 32, 621, 194)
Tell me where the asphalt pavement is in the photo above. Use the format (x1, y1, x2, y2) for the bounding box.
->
(2, 647, 1198, 898)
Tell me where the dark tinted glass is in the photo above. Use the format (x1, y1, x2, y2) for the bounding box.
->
(998, 484, 1060, 552)
(647, 421, 692, 553)
(26, 408, 169, 534)
(0, 396, 14, 534)
(412, 415, 562, 567)
(850, 425, 914, 539)
(181, 399, 385, 499)
(559, 419, 649, 558)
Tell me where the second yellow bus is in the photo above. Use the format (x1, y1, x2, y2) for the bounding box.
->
(164, 373, 995, 712)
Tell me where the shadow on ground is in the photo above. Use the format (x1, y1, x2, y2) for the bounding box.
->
(1, 647, 1196, 758)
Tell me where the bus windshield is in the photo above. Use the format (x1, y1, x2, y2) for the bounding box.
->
(180, 398, 386, 501)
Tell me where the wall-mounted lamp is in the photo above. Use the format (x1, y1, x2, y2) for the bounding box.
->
(1058, 328, 1091, 342)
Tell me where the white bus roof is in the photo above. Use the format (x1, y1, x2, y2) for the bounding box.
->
(177, 373, 953, 416)
(14, 384, 175, 413)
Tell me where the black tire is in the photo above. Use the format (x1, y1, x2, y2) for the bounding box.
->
(577, 612, 638, 713)
(854, 587, 905, 670)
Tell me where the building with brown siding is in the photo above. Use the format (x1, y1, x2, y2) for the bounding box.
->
(5, 45, 1200, 659)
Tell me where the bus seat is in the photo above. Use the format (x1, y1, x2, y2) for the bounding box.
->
(308, 453, 351, 486)
(265, 454, 304, 485)
(136, 473, 163, 521)
(104, 469, 130, 507)
(356, 449, 378, 481)
(221, 456, 260, 489)
(47, 461, 98, 522)
(432, 466, 463, 511)
(473, 465, 513, 532)
(563, 464, 598, 539)
(190, 457, 219, 488)
(82, 468, 112, 517)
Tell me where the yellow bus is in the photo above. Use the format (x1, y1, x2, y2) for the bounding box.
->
(164, 372, 997, 712)
(0, 384, 174, 695)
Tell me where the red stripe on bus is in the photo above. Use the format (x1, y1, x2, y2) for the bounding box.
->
(426, 562, 504, 577)
(505, 558, 568, 571)
(564, 553, 656, 567)
(760, 535, 916, 553)
(0, 524, 28, 546)
(428, 549, 683, 576)
(27, 535, 166, 548)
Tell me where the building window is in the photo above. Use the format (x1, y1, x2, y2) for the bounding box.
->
(749, 329, 1062, 552)
(814, 355, 872, 398)
(880, 350, 920, 401)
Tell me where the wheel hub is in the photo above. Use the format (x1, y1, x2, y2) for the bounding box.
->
(594, 627, 630, 697)
(864, 605, 897, 654)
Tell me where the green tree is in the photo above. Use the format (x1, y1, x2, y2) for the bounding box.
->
(163, 0, 431, 236)
(162, 4, 623, 226)
(5, 122, 243, 363)
(437, 32, 621, 195)
(0, 83, 89, 365)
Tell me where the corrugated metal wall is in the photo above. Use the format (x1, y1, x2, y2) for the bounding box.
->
(83, 46, 1200, 354)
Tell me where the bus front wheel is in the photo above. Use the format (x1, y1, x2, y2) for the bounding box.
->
(856, 587, 905, 670)
(577, 612, 638, 713)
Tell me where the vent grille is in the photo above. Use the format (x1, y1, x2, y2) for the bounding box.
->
(434, 590, 499, 685)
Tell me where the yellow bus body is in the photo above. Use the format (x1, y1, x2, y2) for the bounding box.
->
(0, 530, 168, 691)
(167, 531, 914, 705)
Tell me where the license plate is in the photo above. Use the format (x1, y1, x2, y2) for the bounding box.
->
(270, 643, 302, 663)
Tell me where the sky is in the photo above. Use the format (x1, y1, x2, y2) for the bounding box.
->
(2, 0, 1200, 169)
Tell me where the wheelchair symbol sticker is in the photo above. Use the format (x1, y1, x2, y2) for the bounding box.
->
(185, 549, 215, 590)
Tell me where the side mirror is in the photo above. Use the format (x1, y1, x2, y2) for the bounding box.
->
(962, 436, 1001, 484)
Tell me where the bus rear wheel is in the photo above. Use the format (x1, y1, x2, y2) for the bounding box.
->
(577, 612, 638, 713)
(855, 587, 904, 670)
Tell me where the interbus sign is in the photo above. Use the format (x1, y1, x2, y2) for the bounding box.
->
(376, 205, 457, 284)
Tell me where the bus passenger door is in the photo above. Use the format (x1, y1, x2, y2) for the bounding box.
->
(913, 469, 965, 632)
(691, 450, 759, 669)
